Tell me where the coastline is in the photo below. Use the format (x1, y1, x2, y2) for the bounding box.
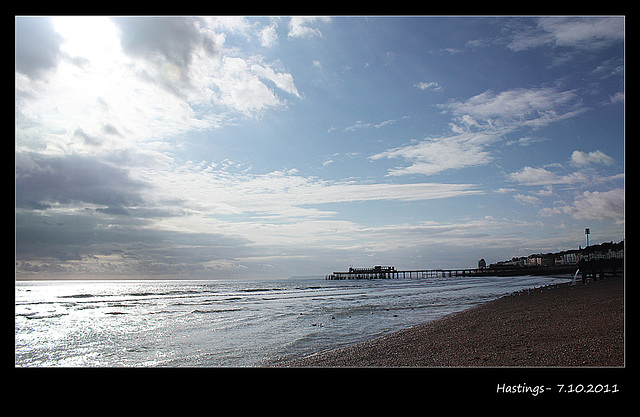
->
(278, 276, 624, 367)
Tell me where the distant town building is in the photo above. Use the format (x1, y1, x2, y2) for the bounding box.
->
(478, 259, 486, 269)
(523, 256, 553, 267)
(559, 252, 583, 265)
(490, 240, 623, 269)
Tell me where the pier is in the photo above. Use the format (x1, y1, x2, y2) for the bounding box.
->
(578, 258, 624, 283)
(325, 265, 527, 280)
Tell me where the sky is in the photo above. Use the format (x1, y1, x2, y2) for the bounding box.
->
(15, 16, 624, 280)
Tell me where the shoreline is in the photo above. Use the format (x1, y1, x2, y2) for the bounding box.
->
(278, 276, 624, 367)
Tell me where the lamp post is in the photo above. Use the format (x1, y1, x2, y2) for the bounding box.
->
(585, 228, 590, 247)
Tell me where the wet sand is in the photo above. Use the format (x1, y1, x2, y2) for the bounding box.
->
(281, 276, 624, 367)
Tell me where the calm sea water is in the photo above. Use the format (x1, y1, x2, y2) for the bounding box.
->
(15, 275, 570, 367)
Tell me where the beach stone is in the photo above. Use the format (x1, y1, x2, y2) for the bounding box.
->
(279, 276, 624, 367)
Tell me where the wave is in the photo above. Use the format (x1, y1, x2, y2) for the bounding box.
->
(190, 308, 241, 314)
(25, 313, 68, 320)
(239, 288, 282, 293)
(126, 292, 156, 297)
(55, 289, 211, 301)
(58, 294, 96, 299)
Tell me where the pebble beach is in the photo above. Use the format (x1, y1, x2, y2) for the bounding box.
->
(282, 276, 624, 367)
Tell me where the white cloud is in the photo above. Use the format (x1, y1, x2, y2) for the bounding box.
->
(259, 23, 278, 47)
(349, 216, 547, 254)
(509, 166, 561, 185)
(567, 188, 625, 222)
(414, 81, 442, 92)
(135, 161, 484, 249)
(534, 185, 554, 196)
(373, 86, 587, 177)
(441, 87, 585, 128)
(514, 193, 541, 205)
(201, 16, 253, 37)
(508, 166, 590, 186)
(570, 150, 614, 166)
(538, 17, 624, 49)
(508, 17, 624, 52)
(371, 134, 492, 176)
(16, 30, 222, 155)
(322, 159, 334, 166)
(203, 56, 301, 114)
(288, 17, 331, 39)
(609, 91, 624, 104)
(506, 136, 547, 146)
(16, 17, 303, 157)
(542, 188, 624, 223)
(495, 188, 516, 194)
(153, 164, 482, 217)
(343, 117, 403, 132)
(250, 62, 300, 97)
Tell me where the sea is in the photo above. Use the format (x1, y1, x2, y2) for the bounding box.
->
(15, 274, 571, 367)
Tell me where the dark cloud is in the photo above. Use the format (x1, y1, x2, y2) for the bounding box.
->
(15, 208, 254, 278)
(15, 17, 63, 79)
(15, 150, 257, 278)
(102, 124, 122, 136)
(15, 152, 147, 211)
(111, 17, 218, 68)
(73, 128, 103, 147)
(110, 17, 222, 96)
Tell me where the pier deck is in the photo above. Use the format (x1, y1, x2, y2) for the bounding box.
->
(324, 264, 588, 280)
(325, 266, 524, 280)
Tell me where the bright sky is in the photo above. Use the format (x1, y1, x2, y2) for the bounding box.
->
(15, 16, 624, 280)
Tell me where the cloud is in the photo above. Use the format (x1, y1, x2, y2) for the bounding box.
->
(260, 23, 278, 47)
(541, 189, 624, 223)
(250, 63, 300, 97)
(15, 208, 254, 278)
(211, 57, 299, 113)
(507, 17, 624, 52)
(495, 188, 516, 194)
(288, 17, 331, 39)
(152, 164, 482, 220)
(570, 150, 614, 166)
(343, 117, 404, 132)
(15, 152, 483, 278)
(508, 166, 591, 186)
(507, 151, 624, 202)
(370, 134, 492, 176)
(508, 166, 562, 185)
(339, 216, 547, 261)
(15, 16, 302, 157)
(15, 17, 63, 79)
(111, 17, 219, 68)
(514, 193, 541, 205)
(566, 189, 625, 222)
(441, 87, 585, 128)
(505, 136, 547, 146)
(372, 86, 587, 177)
(509, 150, 618, 187)
(414, 81, 442, 92)
(15, 152, 148, 212)
(609, 92, 624, 104)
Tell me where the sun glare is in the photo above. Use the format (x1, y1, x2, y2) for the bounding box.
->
(51, 17, 121, 62)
